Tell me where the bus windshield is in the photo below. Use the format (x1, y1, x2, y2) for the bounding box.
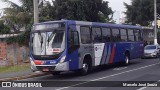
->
(31, 29, 65, 56)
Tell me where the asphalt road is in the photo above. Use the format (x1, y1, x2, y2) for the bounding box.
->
(1, 58, 160, 90)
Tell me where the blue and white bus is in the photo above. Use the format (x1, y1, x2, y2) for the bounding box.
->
(29, 20, 144, 75)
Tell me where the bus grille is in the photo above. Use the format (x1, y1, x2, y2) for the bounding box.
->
(36, 66, 56, 71)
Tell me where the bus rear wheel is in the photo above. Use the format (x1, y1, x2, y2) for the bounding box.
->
(124, 54, 130, 65)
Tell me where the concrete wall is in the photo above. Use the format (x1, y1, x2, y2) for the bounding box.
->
(0, 41, 29, 67)
(0, 42, 7, 60)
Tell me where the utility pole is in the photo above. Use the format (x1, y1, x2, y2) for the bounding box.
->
(154, 0, 158, 45)
(33, 0, 39, 24)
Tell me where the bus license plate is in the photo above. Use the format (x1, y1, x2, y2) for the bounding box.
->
(43, 68, 49, 71)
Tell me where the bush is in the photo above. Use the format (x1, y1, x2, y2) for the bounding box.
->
(6, 30, 30, 46)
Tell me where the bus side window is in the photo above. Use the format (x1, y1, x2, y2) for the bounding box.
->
(73, 32, 79, 45)
(92, 27, 102, 43)
(139, 30, 143, 41)
(102, 27, 111, 42)
(112, 28, 121, 42)
(120, 29, 127, 41)
(80, 26, 91, 44)
(134, 29, 139, 41)
(128, 29, 135, 41)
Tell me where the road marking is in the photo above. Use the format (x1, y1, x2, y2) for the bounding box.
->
(56, 63, 160, 90)
(137, 87, 148, 90)
(113, 67, 127, 71)
(91, 63, 159, 81)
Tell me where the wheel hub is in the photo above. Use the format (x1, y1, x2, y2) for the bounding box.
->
(83, 63, 88, 72)
(125, 56, 129, 64)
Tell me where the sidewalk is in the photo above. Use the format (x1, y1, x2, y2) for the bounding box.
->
(0, 69, 48, 81)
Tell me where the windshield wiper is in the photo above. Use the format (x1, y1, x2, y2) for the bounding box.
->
(47, 30, 58, 45)
(38, 32, 43, 48)
(47, 32, 54, 44)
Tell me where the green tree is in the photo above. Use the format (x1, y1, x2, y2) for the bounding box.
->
(0, 0, 45, 32)
(0, 0, 46, 45)
(1, 0, 113, 29)
(1, 0, 33, 32)
(52, 0, 113, 22)
(0, 20, 10, 34)
(0, 0, 113, 45)
(39, 1, 56, 22)
(124, 0, 160, 26)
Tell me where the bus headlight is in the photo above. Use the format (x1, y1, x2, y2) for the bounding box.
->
(59, 55, 66, 63)
(29, 57, 33, 61)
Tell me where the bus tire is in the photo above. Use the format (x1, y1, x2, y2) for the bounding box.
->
(124, 54, 130, 65)
(79, 60, 91, 75)
(52, 71, 61, 76)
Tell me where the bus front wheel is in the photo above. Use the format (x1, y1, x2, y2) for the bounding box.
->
(78, 61, 91, 75)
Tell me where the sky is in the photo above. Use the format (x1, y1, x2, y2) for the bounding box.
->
(0, 0, 20, 10)
(105, 0, 131, 12)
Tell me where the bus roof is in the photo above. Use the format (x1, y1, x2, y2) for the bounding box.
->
(34, 20, 142, 29)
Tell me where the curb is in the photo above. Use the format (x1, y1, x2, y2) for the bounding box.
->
(0, 72, 49, 81)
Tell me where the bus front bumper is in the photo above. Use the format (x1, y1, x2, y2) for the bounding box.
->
(30, 61, 69, 72)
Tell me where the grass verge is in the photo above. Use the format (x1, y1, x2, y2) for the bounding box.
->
(0, 63, 30, 73)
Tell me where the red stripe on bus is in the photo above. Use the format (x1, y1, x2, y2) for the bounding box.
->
(109, 44, 116, 64)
